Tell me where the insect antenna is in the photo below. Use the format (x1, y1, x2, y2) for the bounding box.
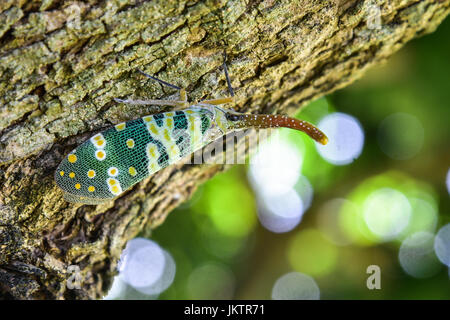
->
(137, 69, 181, 90)
(222, 52, 235, 97)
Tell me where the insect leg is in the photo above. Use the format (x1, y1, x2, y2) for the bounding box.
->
(200, 97, 234, 105)
(114, 98, 185, 106)
(199, 55, 235, 106)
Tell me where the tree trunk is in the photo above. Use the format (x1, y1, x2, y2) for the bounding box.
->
(0, 0, 448, 299)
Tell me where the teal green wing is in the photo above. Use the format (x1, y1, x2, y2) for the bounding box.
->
(55, 107, 216, 204)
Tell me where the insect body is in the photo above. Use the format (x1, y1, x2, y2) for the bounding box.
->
(55, 66, 328, 204)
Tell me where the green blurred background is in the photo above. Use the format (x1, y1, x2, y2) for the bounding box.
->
(109, 17, 450, 300)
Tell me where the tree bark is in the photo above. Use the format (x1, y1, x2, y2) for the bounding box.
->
(0, 0, 448, 299)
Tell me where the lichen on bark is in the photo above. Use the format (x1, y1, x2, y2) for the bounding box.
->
(0, 0, 449, 299)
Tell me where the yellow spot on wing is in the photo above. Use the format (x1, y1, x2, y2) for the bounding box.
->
(164, 129, 171, 141)
(189, 116, 196, 131)
(169, 145, 179, 158)
(69, 172, 75, 178)
(88, 186, 95, 192)
(75, 183, 81, 189)
(108, 167, 118, 177)
(115, 123, 126, 131)
(107, 178, 122, 195)
(149, 123, 158, 135)
(91, 134, 106, 149)
(87, 170, 95, 178)
(149, 162, 158, 172)
(68, 154, 77, 163)
(148, 146, 156, 158)
(126, 139, 135, 148)
(60, 171, 64, 176)
(129, 167, 137, 176)
(95, 150, 106, 160)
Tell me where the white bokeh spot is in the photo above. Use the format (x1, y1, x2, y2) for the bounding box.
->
(249, 135, 303, 196)
(257, 188, 304, 233)
(118, 238, 175, 295)
(272, 272, 320, 300)
(316, 112, 365, 165)
(434, 224, 450, 267)
(363, 188, 411, 241)
(399, 231, 442, 278)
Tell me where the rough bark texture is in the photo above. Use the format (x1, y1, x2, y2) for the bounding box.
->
(0, 0, 448, 299)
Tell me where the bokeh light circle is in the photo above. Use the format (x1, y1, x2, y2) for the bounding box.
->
(258, 189, 304, 233)
(446, 168, 450, 195)
(203, 167, 257, 239)
(249, 137, 302, 196)
(249, 135, 312, 233)
(401, 198, 438, 237)
(263, 189, 302, 219)
(287, 229, 338, 277)
(377, 112, 424, 160)
(119, 238, 175, 295)
(434, 224, 450, 267)
(199, 221, 249, 259)
(363, 188, 411, 241)
(271, 272, 320, 300)
(293, 175, 314, 211)
(136, 250, 176, 295)
(187, 263, 235, 299)
(104, 276, 127, 300)
(121, 241, 165, 288)
(316, 112, 364, 165)
(118, 238, 151, 273)
(399, 231, 442, 278)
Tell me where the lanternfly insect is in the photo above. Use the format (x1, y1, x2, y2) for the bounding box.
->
(55, 59, 328, 204)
